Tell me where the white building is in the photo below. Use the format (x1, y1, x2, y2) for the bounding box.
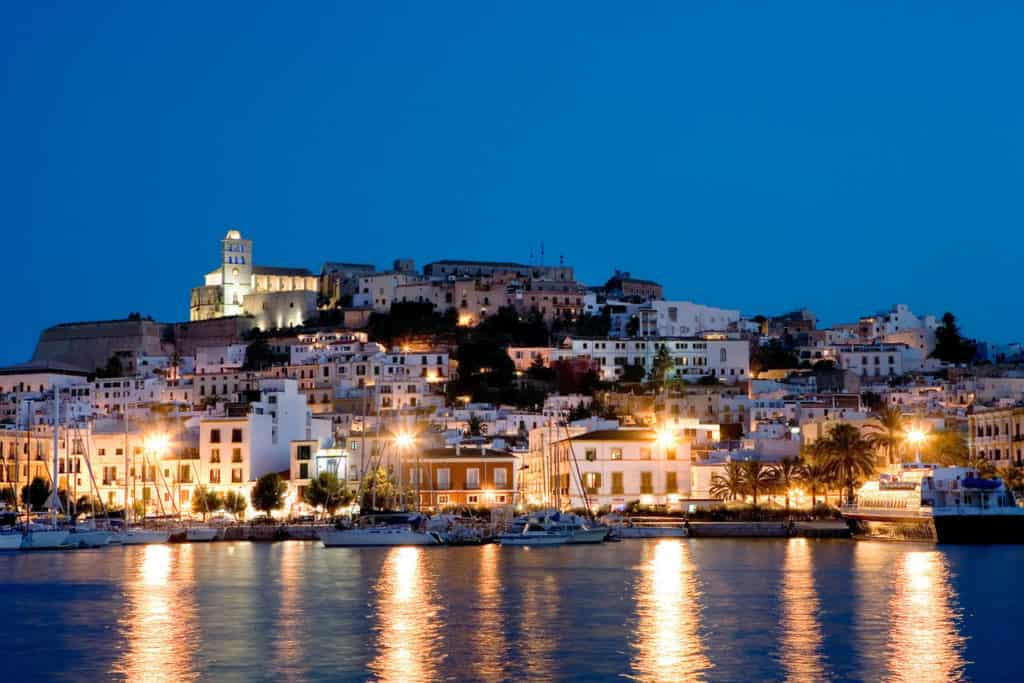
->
(555, 336, 750, 383)
(637, 301, 740, 338)
(195, 344, 247, 374)
(552, 427, 692, 510)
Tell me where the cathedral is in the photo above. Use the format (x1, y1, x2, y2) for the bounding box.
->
(189, 230, 318, 329)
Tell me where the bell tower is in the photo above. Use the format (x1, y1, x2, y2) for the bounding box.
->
(221, 229, 253, 316)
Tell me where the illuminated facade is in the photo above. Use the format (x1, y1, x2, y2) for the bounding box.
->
(189, 230, 318, 326)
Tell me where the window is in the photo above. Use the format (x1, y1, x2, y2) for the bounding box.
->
(210, 469, 221, 484)
(232, 448, 242, 463)
(666, 447, 677, 461)
(666, 472, 678, 493)
(232, 428, 243, 443)
(297, 445, 311, 461)
(467, 494, 479, 504)
(210, 448, 221, 464)
(611, 472, 624, 495)
(210, 429, 221, 444)
(231, 468, 243, 483)
(640, 447, 652, 460)
(494, 468, 508, 487)
(466, 468, 480, 490)
(437, 468, 451, 490)
(585, 448, 597, 462)
(116, 448, 124, 456)
(584, 472, 602, 494)
(437, 494, 449, 505)
(299, 463, 309, 479)
(640, 471, 653, 494)
(611, 448, 623, 461)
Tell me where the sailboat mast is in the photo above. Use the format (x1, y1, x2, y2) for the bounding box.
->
(50, 389, 60, 526)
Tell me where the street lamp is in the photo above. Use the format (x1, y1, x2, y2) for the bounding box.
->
(905, 429, 926, 464)
(655, 427, 677, 450)
(392, 431, 418, 511)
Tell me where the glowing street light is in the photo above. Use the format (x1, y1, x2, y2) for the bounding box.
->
(394, 432, 415, 449)
(655, 427, 677, 449)
(144, 433, 169, 455)
(905, 428, 927, 463)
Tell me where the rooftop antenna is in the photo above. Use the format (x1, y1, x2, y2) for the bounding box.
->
(540, 242, 545, 266)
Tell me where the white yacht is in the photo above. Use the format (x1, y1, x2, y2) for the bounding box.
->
(0, 530, 24, 550)
(118, 528, 171, 545)
(842, 463, 1024, 543)
(509, 511, 608, 544)
(320, 513, 443, 547)
(184, 526, 219, 542)
(61, 529, 112, 548)
(498, 520, 570, 546)
(21, 527, 70, 550)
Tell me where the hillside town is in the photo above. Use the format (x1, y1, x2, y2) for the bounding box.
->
(2, 229, 1020, 522)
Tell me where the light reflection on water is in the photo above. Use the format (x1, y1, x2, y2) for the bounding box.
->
(779, 538, 827, 682)
(0, 540, 1002, 680)
(368, 547, 444, 683)
(630, 539, 711, 682)
(112, 544, 199, 681)
(471, 543, 507, 682)
(887, 551, 967, 682)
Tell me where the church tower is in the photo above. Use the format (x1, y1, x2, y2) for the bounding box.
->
(220, 229, 253, 316)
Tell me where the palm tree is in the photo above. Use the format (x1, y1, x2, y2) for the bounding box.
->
(709, 461, 746, 502)
(864, 405, 905, 465)
(772, 457, 802, 513)
(821, 423, 876, 504)
(742, 459, 775, 506)
(799, 460, 833, 509)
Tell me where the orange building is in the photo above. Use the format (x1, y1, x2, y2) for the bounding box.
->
(402, 446, 518, 510)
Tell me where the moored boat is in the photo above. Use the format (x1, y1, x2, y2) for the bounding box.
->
(842, 463, 1024, 543)
(61, 529, 112, 548)
(0, 530, 23, 550)
(497, 518, 570, 546)
(21, 528, 70, 550)
(321, 513, 443, 547)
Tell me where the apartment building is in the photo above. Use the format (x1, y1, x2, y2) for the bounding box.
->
(554, 336, 750, 383)
(969, 406, 1024, 467)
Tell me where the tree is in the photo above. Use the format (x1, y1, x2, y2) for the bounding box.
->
(191, 486, 223, 521)
(361, 466, 396, 511)
(924, 430, 969, 466)
(799, 459, 833, 508)
(525, 357, 556, 382)
(931, 312, 977, 364)
(0, 487, 18, 509)
(251, 473, 287, 516)
(750, 339, 799, 373)
(304, 472, 351, 516)
(997, 466, 1024, 493)
(243, 339, 278, 371)
(223, 490, 249, 520)
(772, 457, 802, 513)
(95, 354, 124, 379)
(696, 374, 721, 386)
(821, 423, 877, 504)
(709, 461, 746, 502)
(742, 460, 775, 506)
(650, 346, 674, 386)
(621, 363, 646, 384)
(625, 316, 640, 339)
(860, 391, 884, 412)
(21, 477, 50, 512)
(467, 413, 482, 436)
(864, 405, 905, 465)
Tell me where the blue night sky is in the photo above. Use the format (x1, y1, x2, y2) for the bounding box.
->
(3, 2, 1023, 364)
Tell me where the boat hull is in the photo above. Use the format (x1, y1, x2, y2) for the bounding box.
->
(185, 527, 219, 542)
(0, 533, 23, 550)
(21, 530, 70, 550)
(320, 528, 441, 547)
(119, 530, 171, 545)
(845, 513, 1024, 544)
(62, 530, 112, 548)
(566, 527, 610, 544)
(498, 534, 569, 546)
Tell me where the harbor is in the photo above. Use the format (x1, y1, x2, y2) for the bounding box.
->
(0, 537, 1004, 681)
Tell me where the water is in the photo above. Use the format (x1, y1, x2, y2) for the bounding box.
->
(1, 539, 1019, 682)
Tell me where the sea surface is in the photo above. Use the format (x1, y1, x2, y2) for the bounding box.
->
(0, 538, 1018, 682)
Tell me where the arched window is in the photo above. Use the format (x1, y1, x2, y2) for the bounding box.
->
(720, 348, 727, 363)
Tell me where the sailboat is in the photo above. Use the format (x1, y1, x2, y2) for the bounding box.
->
(22, 393, 71, 550)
